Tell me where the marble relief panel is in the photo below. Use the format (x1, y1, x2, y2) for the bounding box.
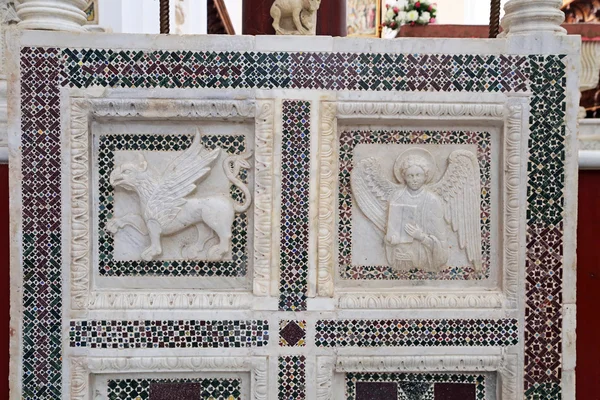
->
(9, 33, 578, 400)
(342, 131, 492, 281)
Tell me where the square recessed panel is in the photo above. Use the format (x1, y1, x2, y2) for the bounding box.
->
(96, 133, 249, 277)
(338, 129, 496, 282)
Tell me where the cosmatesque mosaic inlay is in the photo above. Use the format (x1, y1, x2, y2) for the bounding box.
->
(10, 31, 577, 400)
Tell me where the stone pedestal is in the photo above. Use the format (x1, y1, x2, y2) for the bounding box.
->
(242, 0, 346, 36)
(16, 0, 87, 32)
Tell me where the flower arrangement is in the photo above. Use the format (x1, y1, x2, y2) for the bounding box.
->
(383, 0, 437, 29)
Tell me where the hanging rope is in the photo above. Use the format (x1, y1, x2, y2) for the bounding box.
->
(489, 0, 501, 38)
(160, 0, 170, 34)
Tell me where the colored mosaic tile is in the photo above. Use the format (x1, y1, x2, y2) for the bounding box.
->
(279, 320, 306, 347)
(346, 372, 484, 400)
(278, 356, 306, 400)
(338, 130, 491, 281)
(97, 133, 248, 277)
(279, 100, 311, 311)
(524, 55, 566, 394)
(20, 46, 63, 400)
(69, 320, 269, 349)
(315, 319, 518, 347)
(525, 382, 562, 400)
(107, 378, 242, 400)
(61, 50, 530, 93)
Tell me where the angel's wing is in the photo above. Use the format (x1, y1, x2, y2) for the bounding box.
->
(145, 130, 220, 226)
(350, 157, 402, 233)
(431, 150, 482, 271)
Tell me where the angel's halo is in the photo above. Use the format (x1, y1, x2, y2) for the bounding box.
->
(393, 147, 437, 185)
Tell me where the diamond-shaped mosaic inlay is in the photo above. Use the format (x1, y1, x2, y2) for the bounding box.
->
(338, 130, 491, 281)
(279, 320, 306, 347)
(316, 318, 518, 347)
(20, 46, 63, 400)
(107, 378, 242, 400)
(279, 100, 311, 311)
(523, 55, 567, 399)
(97, 133, 248, 277)
(69, 320, 269, 349)
(278, 355, 306, 400)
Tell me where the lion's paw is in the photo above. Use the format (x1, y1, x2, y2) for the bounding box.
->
(141, 246, 161, 261)
(106, 218, 122, 234)
(207, 245, 227, 261)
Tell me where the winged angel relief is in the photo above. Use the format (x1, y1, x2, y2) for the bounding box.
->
(351, 148, 483, 272)
(107, 130, 252, 261)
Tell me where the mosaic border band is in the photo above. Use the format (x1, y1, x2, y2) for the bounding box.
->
(279, 100, 311, 311)
(69, 320, 269, 349)
(315, 319, 519, 347)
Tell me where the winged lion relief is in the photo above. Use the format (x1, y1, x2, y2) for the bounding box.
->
(106, 130, 252, 262)
(351, 147, 483, 273)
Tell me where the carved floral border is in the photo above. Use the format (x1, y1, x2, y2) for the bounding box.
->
(316, 355, 518, 400)
(70, 356, 268, 400)
(318, 99, 527, 310)
(69, 97, 274, 310)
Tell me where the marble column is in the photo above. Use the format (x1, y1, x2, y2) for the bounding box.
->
(0, 1, 18, 163)
(500, 0, 566, 36)
(242, 0, 346, 36)
(16, 0, 88, 32)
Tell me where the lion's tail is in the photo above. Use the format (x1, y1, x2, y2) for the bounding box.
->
(224, 152, 253, 213)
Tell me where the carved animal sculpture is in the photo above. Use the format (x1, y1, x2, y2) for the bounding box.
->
(270, 0, 321, 35)
(107, 130, 252, 261)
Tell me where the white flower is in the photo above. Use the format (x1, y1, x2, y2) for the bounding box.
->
(418, 15, 428, 24)
(386, 8, 395, 19)
(421, 11, 431, 20)
(420, 0, 430, 5)
(396, 0, 408, 9)
(397, 11, 407, 22)
(406, 10, 419, 22)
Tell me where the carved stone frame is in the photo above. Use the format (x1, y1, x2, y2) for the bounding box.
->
(316, 354, 519, 400)
(68, 96, 275, 311)
(317, 98, 529, 310)
(70, 356, 268, 400)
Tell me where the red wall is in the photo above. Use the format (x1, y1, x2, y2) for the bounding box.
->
(577, 170, 600, 399)
(1, 164, 8, 397)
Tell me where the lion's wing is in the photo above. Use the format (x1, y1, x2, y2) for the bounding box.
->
(350, 157, 400, 233)
(145, 130, 220, 226)
(430, 150, 482, 271)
